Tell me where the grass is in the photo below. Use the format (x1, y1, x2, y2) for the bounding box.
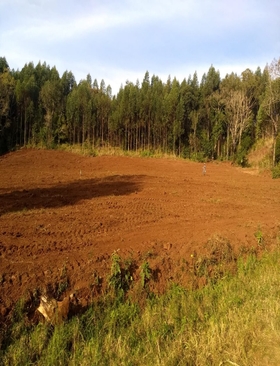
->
(25, 142, 183, 160)
(272, 163, 280, 179)
(2, 248, 280, 365)
(247, 138, 274, 170)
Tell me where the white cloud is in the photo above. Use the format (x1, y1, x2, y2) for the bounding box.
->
(0, 0, 279, 95)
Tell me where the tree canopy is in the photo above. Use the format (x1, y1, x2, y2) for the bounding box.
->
(0, 57, 279, 165)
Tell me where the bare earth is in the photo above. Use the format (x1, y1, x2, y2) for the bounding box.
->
(0, 149, 280, 316)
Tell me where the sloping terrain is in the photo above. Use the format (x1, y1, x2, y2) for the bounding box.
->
(0, 149, 280, 316)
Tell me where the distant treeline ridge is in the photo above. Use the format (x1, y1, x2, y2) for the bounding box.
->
(0, 56, 279, 165)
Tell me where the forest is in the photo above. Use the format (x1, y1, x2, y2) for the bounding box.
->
(0, 56, 279, 166)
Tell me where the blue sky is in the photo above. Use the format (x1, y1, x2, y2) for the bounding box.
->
(0, 0, 279, 94)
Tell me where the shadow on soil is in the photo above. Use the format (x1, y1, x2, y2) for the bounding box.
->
(0, 175, 145, 215)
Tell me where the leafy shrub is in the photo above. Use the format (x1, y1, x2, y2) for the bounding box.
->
(236, 152, 249, 167)
(108, 251, 122, 292)
(236, 135, 253, 167)
(272, 162, 280, 179)
(140, 261, 152, 288)
(181, 146, 190, 159)
(190, 151, 205, 163)
(254, 226, 264, 245)
(140, 150, 154, 158)
(108, 251, 133, 294)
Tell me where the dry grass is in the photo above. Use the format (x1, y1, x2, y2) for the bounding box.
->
(247, 138, 273, 169)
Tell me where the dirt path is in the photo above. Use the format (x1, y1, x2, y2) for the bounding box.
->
(1, 149, 280, 314)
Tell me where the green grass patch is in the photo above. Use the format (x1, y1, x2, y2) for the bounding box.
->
(272, 162, 280, 179)
(2, 250, 280, 365)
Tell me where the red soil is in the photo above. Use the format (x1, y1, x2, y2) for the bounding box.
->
(0, 149, 280, 316)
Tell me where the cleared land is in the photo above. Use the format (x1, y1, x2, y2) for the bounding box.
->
(0, 149, 280, 315)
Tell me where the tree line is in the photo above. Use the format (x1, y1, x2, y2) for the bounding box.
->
(0, 56, 279, 165)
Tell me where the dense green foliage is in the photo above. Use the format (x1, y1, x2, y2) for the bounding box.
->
(0, 56, 280, 165)
(2, 250, 280, 365)
(272, 163, 280, 179)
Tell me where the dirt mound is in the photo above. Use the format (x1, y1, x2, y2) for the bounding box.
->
(1, 149, 280, 317)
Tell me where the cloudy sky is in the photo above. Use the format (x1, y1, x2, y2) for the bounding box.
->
(0, 0, 279, 94)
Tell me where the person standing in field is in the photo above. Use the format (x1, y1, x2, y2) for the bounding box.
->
(202, 163, 206, 175)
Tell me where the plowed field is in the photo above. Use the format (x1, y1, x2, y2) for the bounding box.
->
(1, 149, 280, 316)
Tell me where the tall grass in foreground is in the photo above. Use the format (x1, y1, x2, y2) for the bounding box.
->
(2, 251, 280, 365)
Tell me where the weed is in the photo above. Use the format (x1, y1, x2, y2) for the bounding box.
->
(272, 162, 280, 179)
(12, 298, 26, 323)
(140, 261, 152, 289)
(108, 251, 133, 294)
(123, 257, 134, 287)
(142, 250, 155, 261)
(3, 250, 280, 365)
(56, 264, 69, 298)
(208, 235, 235, 263)
(194, 257, 209, 278)
(237, 254, 258, 276)
(108, 251, 122, 293)
(92, 270, 102, 286)
(255, 226, 264, 246)
(140, 150, 154, 158)
(57, 281, 68, 298)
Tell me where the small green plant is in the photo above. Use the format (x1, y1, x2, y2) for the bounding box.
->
(4, 250, 280, 365)
(140, 261, 152, 288)
(194, 257, 209, 278)
(108, 252, 134, 295)
(92, 270, 102, 286)
(142, 250, 155, 261)
(108, 251, 122, 293)
(12, 298, 26, 323)
(254, 226, 264, 246)
(57, 281, 68, 298)
(56, 264, 69, 298)
(140, 150, 154, 158)
(123, 257, 134, 287)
